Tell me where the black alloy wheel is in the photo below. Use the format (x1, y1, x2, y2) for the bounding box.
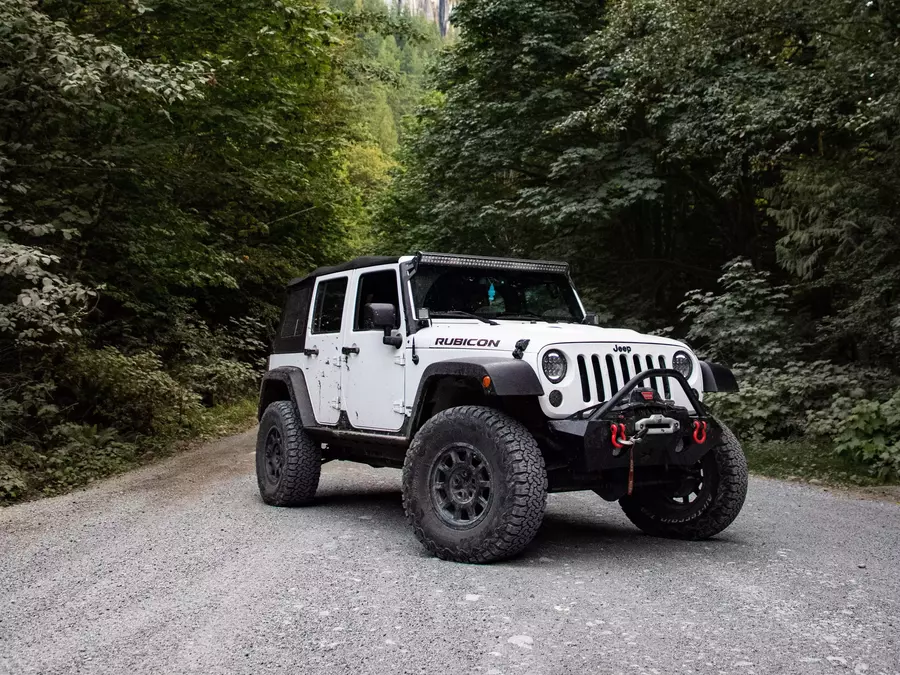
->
(430, 444, 493, 528)
(264, 427, 285, 484)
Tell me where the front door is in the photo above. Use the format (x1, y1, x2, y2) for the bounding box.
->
(305, 274, 350, 425)
(341, 266, 406, 431)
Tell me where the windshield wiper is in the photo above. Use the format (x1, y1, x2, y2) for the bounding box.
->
(501, 312, 577, 323)
(499, 312, 549, 322)
(430, 311, 498, 325)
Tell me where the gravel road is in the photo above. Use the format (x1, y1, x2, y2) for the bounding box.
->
(2, 429, 899, 675)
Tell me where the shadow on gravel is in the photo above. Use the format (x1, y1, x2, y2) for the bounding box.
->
(524, 511, 745, 563)
(312, 487, 405, 521)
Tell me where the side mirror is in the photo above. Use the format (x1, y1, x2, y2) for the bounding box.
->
(364, 303, 403, 348)
(364, 302, 396, 330)
(582, 312, 600, 326)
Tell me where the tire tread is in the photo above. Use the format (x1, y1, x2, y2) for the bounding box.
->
(402, 405, 547, 563)
(257, 401, 320, 506)
(619, 422, 748, 539)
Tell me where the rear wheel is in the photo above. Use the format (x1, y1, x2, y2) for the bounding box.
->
(256, 401, 321, 506)
(402, 405, 547, 563)
(619, 423, 747, 539)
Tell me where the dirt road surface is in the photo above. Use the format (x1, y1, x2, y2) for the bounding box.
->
(2, 429, 899, 675)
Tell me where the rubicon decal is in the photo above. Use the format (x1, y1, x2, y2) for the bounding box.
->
(434, 337, 501, 348)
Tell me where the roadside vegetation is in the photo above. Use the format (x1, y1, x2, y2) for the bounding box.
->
(376, 0, 900, 487)
(0, 0, 440, 503)
(3, 0, 899, 504)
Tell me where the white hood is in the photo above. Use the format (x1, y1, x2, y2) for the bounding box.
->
(417, 320, 689, 353)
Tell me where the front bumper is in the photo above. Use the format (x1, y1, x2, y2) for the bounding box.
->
(547, 368, 720, 473)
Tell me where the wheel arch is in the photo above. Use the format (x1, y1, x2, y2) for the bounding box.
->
(700, 361, 739, 393)
(258, 366, 316, 427)
(408, 357, 545, 436)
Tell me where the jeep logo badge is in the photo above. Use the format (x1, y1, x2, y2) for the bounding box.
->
(613, 345, 632, 353)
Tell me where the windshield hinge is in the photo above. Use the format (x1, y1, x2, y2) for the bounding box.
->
(513, 339, 530, 359)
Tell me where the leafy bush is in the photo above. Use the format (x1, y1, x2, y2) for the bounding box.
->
(177, 359, 258, 406)
(681, 257, 900, 481)
(164, 316, 265, 404)
(680, 258, 797, 365)
(0, 462, 28, 502)
(60, 348, 203, 436)
(39, 424, 140, 495)
(809, 392, 900, 480)
(707, 361, 876, 440)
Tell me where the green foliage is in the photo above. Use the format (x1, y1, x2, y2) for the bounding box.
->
(38, 424, 140, 494)
(680, 259, 796, 365)
(0, 0, 442, 504)
(60, 347, 203, 435)
(0, 462, 28, 501)
(708, 361, 873, 440)
(682, 260, 898, 480)
(810, 392, 900, 480)
(382, 0, 900, 481)
(742, 438, 886, 488)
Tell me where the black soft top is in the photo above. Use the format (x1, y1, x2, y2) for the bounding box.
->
(287, 256, 400, 288)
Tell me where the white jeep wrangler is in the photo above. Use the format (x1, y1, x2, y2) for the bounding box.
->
(256, 252, 748, 562)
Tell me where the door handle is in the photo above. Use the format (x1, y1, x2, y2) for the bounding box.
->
(341, 346, 360, 355)
(303, 348, 319, 356)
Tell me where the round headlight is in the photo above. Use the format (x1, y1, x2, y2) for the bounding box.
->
(542, 350, 567, 383)
(672, 351, 693, 379)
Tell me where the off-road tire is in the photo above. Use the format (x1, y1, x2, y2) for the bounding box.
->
(402, 405, 547, 563)
(256, 401, 321, 506)
(619, 422, 748, 539)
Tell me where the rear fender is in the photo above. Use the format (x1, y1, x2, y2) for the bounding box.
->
(258, 366, 316, 427)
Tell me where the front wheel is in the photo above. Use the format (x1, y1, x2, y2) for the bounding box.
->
(402, 405, 548, 563)
(619, 422, 748, 539)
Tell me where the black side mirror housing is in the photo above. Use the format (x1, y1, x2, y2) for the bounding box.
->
(364, 302, 396, 329)
(364, 303, 403, 348)
(582, 312, 601, 326)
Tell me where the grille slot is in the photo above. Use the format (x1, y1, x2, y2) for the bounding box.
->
(577, 355, 590, 402)
(591, 355, 605, 402)
(633, 354, 644, 385)
(646, 355, 658, 392)
(619, 354, 631, 382)
(568, 349, 674, 405)
(658, 355, 671, 399)
(605, 354, 618, 395)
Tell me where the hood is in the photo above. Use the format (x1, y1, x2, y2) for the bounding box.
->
(417, 320, 689, 352)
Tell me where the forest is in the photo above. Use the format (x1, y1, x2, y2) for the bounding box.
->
(2, 0, 899, 503)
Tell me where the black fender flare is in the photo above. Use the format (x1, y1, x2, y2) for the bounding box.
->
(257, 366, 316, 427)
(700, 361, 739, 393)
(408, 357, 544, 431)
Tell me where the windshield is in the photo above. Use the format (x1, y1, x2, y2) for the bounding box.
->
(411, 265, 583, 322)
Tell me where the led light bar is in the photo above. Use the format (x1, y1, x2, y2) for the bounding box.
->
(417, 252, 569, 274)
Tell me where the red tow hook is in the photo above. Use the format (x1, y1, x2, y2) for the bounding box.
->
(692, 420, 708, 444)
(609, 423, 628, 449)
(610, 423, 623, 449)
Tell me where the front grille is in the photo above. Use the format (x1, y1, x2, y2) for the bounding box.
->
(576, 352, 672, 403)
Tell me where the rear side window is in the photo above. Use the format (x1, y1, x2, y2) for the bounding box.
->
(279, 285, 312, 339)
(311, 277, 348, 334)
(354, 269, 401, 331)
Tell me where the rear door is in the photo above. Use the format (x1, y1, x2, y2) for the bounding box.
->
(341, 266, 406, 431)
(305, 274, 350, 425)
